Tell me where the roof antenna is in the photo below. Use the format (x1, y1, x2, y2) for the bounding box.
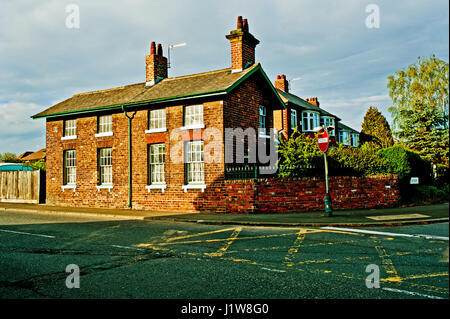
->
(288, 77, 301, 92)
(168, 42, 187, 75)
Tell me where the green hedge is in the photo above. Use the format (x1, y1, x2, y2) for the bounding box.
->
(377, 145, 432, 184)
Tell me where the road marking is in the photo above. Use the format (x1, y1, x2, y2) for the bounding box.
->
(381, 287, 445, 299)
(0, 229, 55, 238)
(166, 227, 238, 242)
(111, 245, 145, 251)
(283, 229, 307, 267)
(206, 227, 242, 257)
(366, 213, 430, 221)
(321, 227, 449, 241)
(375, 245, 402, 283)
(261, 267, 286, 273)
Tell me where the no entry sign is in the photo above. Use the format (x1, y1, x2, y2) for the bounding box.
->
(317, 129, 329, 152)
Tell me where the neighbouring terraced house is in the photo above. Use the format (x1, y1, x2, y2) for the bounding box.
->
(32, 16, 360, 212)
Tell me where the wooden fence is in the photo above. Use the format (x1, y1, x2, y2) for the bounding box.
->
(0, 170, 45, 204)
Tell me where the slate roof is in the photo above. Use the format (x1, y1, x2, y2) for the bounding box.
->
(32, 63, 283, 119)
(338, 122, 359, 133)
(276, 88, 341, 120)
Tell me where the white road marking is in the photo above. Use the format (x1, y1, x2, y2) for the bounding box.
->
(321, 227, 449, 241)
(366, 213, 430, 221)
(261, 267, 286, 273)
(382, 287, 445, 299)
(0, 229, 55, 238)
(111, 245, 145, 251)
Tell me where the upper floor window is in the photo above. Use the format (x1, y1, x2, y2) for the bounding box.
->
(290, 109, 297, 130)
(98, 115, 112, 135)
(63, 119, 76, 138)
(321, 116, 335, 136)
(259, 106, 267, 134)
(302, 111, 319, 132)
(351, 133, 359, 147)
(148, 109, 166, 132)
(339, 130, 351, 146)
(184, 104, 203, 128)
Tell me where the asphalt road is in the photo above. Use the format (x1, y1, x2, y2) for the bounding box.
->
(0, 210, 448, 301)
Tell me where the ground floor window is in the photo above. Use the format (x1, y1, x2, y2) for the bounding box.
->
(63, 150, 76, 185)
(149, 143, 165, 184)
(185, 140, 204, 184)
(98, 148, 112, 185)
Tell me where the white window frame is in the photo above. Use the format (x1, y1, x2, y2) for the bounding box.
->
(322, 116, 335, 136)
(62, 119, 77, 140)
(97, 148, 113, 190)
(302, 111, 320, 132)
(147, 143, 166, 191)
(290, 109, 297, 130)
(339, 130, 351, 146)
(182, 104, 204, 130)
(184, 140, 205, 191)
(146, 109, 167, 133)
(62, 150, 76, 191)
(95, 115, 113, 137)
(351, 133, 359, 147)
(259, 106, 267, 135)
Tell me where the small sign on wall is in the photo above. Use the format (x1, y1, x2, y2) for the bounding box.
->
(410, 177, 419, 185)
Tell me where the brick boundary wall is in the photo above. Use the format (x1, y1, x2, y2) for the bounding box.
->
(218, 175, 400, 214)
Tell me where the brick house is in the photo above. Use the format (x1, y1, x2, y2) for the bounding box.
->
(32, 17, 286, 211)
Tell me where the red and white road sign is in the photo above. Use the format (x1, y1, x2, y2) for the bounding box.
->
(317, 129, 329, 152)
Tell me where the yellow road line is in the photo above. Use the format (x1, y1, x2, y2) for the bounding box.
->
(375, 245, 402, 283)
(283, 229, 307, 267)
(166, 227, 238, 242)
(206, 227, 242, 257)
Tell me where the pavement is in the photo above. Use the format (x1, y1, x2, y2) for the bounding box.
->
(0, 201, 448, 227)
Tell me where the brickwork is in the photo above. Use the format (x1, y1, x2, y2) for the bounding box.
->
(214, 175, 400, 214)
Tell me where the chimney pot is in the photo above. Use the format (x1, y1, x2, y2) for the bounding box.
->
(277, 75, 281, 79)
(243, 18, 248, 31)
(237, 16, 243, 29)
(150, 42, 156, 55)
(157, 43, 163, 56)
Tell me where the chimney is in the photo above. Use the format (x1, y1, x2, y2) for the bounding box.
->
(274, 74, 289, 93)
(306, 97, 320, 107)
(225, 16, 260, 73)
(145, 41, 168, 86)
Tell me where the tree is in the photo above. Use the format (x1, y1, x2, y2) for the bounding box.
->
(0, 152, 21, 163)
(277, 128, 323, 177)
(360, 106, 394, 150)
(387, 55, 449, 165)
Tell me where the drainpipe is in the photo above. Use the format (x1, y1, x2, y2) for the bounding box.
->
(121, 105, 137, 208)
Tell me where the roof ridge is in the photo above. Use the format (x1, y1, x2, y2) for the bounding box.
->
(73, 82, 144, 97)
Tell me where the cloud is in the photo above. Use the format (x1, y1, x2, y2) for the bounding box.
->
(0, 0, 448, 153)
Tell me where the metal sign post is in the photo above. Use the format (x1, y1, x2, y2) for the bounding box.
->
(317, 127, 332, 216)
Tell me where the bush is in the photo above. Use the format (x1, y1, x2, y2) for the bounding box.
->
(327, 143, 387, 176)
(377, 145, 432, 184)
(434, 164, 449, 188)
(405, 185, 449, 204)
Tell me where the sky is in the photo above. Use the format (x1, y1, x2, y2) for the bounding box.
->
(0, 0, 448, 155)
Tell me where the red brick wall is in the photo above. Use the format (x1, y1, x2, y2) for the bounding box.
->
(214, 175, 399, 213)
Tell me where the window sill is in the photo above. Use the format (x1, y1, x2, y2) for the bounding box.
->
(145, 128, 167, 134)
(96, 184, 114, 192)
(61, 184, 76, 192)
(180, 124, 205, 130)
(145, 184, 167, 192)
(182, 184, 206, 192)
(95, 132, 113, 138)
(61, 135, 77, 141)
